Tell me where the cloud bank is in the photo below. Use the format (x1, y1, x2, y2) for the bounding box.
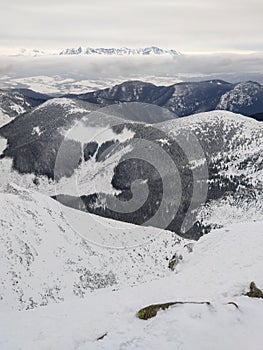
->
(1, 53, 263, 87)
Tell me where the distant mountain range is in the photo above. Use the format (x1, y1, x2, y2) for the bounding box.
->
(59, 46, 180, 56)
(9, 46, 180, 57)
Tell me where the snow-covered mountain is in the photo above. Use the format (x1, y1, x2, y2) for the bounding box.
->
(0, 100, 262, 239)
(0, 98, 176, 180)
(0, 183, 190, 312)
(0, 88, 50, 127)
(0, 84, 262, 350)
(0, 97, 100, 177)
(5, 46, 180, 57)
(64, 110, 261, 239)
(59, 46, 180, 56)
(159, 111, 263, 228)
(1, 215, 263, 349)
(18, 48, 46, 56)
(217, 81, 263, 115)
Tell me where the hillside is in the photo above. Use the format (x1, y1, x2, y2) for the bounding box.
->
(1, 217, 263, 349)
(66, 79, 263, 118)
(0, 184, 190, 312)
(0, 88, 49, 126)
(0, 105, 262, 239)
(53, 110, 263, 239)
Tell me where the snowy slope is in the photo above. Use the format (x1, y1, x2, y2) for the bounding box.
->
(53, 110, 262, 238)
(0, 89, 49, 121)
(159, 111, 263, 228)
(217, 81, 263, 115)
(1, 219, 263, 350)
(0, 108, 262, 239)
(0, 97, 99, 179)
(0, 108, 13, 127)
(0, 184, 190, 312)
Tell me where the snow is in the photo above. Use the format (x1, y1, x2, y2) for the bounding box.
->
(1, 210, 263, 349)
(32, 126, 42, 136)
(9, 103, 26, 114)
(0, 136, 7, 155)
(0, 110, 261, 224)
(159, 111, 263, 229)
(0, 184, 190, 312)
(0, 79, 262, 348)
(159, 110, 261, 130)
(217, 82, 261, 110)
(59, 46, 180, 56)
(64, 122, 135, 145)
(0, 46, 180, 57)
(159, 110, 263, 186)
(0, 108, 13, 127)
(0, 150, 130, 197)
(0, 90, 31, 119)
(34, 98, 89, 114)
(1, 75, 182, 96)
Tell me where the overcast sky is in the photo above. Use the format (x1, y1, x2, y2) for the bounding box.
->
(0, 0, 262, 52)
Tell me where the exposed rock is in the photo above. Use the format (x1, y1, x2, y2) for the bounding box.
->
(137, 301, 211, 320)
(246, 282, 263, 298)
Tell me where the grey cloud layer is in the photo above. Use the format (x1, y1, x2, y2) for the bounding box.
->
(0, 0, 262, 51)
(1, 53, 263, 84)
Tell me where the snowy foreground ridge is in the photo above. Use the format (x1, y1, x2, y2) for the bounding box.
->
(0, 184, 191, 311)
(0, 185, 263, 349)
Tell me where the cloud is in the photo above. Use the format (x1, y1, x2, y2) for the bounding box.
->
(1, 0, 263, 52)
(1, 53, 263, 86)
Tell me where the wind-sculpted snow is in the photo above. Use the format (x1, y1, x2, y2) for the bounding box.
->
(0, 184, 190, 311)
(1, 219, 263, 349)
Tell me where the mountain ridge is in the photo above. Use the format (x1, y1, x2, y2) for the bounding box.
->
(2, 79, 263, 122)
(0, 183, 189, 311)
(64, 79, 263, 119)
(5, 46, 180, 57)
(59, 46, 180, 56)
(0, 103, 262, 239)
